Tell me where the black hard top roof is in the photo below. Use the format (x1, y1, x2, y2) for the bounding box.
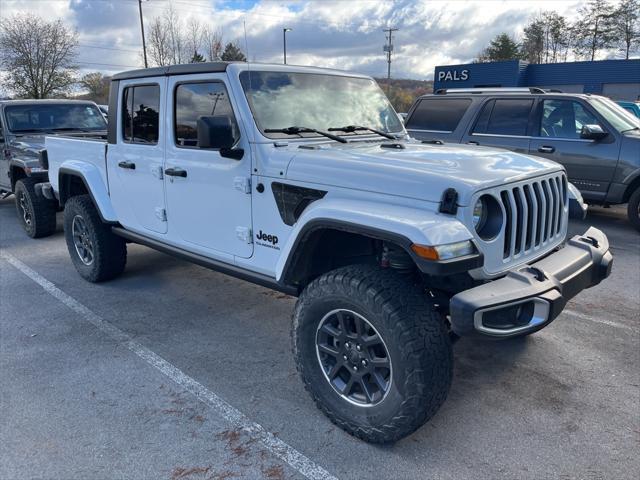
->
(0, 99, 98, 105)
(112, 62, 232, 81)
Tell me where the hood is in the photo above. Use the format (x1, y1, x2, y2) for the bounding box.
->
(285, 140, 563, 206)
(7, 135, 46, 155)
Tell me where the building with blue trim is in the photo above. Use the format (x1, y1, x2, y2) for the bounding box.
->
(434, 59, 640, 101)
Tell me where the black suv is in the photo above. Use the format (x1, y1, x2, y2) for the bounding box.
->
(404, 88, 640, 230)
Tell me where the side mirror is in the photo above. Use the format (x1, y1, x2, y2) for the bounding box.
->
(197, 115, 243, 160)
(580, 124, 608, 141)
(197, 115, 235, 149)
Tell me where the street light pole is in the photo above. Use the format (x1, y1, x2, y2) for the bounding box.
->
(283, 28, 292, 64)
(138, 0, 148, 68)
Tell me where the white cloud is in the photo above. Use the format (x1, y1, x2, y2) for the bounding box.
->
(1, 0, 633, 82)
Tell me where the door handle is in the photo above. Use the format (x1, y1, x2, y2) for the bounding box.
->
(118, 161, 136, 170)
(467, 141, 479, 145)
(164, 167, 187, 178)
(538, 146, 555, 154)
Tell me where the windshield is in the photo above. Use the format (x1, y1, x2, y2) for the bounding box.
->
(5, 103, 107, 133)
(589, 96, 640, 132)
(239, 71, 403, 139)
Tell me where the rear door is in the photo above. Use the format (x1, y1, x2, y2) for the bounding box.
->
(164, 74, 253, 258)
(404, 97, 473, 142)
(107, 78, 168, 234)
(528, 98, 620, 201)
(461, 97, 535, 153)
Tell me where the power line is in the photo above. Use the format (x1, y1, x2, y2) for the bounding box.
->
(76, 61, 141, 68)
(79, 43, 140, 54)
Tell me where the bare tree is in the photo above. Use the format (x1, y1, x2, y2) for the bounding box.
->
(546, 13, 570, 63)
(147, 5, 217, 65)
(611, 0, 640, 59)
(164, 6, 186, 65)
(522, 12, 571, 64)
(186, 18, 204, 61)
(148, 16, 171, 66)
(79, 72, 110, 104)
(0, 14, 77, 98)
(573, 0, 615, 61)
(522, 17, 545, 63)
(202, 26, 223, 61)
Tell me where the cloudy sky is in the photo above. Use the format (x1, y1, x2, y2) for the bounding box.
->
(0, 0, 618, 80)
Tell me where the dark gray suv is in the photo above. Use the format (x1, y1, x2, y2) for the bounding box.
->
(405, 88, 640, 230)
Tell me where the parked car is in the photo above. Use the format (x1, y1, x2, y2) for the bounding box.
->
(40, 63, 611, 443)
(405, 88, 640, 230)
(0, 99, 107, 237)
(617, 100, 640, 119)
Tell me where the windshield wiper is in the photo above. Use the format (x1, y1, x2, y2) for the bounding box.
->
(50, 127, 98, 132)
(264, 126, 347, 143)
(327, 125, 396, 140)
(13, 128, 51, 134)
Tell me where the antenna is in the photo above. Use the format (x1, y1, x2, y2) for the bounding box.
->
(243, 20, 250, 62)
(383, 27, 398, 94)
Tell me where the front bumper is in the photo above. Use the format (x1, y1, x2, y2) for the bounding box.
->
(450, 227, 612, 338)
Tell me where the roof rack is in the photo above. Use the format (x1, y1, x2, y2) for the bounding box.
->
(434, 87, 551, 95)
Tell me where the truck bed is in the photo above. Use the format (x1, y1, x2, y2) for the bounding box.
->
(45, 136, 109, 194)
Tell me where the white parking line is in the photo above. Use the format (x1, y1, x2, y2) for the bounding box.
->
(1, 252, 338, 480)
(563, 309, 637, 332)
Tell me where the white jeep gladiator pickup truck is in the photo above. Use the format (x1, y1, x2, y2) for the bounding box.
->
(41, 62, 613, 443)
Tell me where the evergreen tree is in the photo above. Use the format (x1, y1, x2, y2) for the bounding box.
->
(476, 33, 521, 62)
(221, 42, 247, 62)
(190, 51, 206, 63)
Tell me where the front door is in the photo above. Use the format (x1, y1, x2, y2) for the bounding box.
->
(107, 78, 168, 234)
(529, 99, 620, 201)
(164, 74, 253, 258)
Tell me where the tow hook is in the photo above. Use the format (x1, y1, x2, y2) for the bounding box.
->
(523, 266, 547, 282)
(579, 236, 600, 248)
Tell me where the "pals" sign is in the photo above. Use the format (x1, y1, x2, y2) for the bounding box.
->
(437, 69, 469, 82)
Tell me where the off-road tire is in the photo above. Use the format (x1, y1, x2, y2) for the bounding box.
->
(627, 187, 640, 232)
(292, 264, 453, 443)
(14, 177, 57, 238)
(63, 195, 127, 282)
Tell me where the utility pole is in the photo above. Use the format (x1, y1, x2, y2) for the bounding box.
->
(283, 28, 292, 64)
(383, 27, 398, 94)
(138, 0, 148, 68)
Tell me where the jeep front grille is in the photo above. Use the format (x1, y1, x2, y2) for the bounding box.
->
(499, 173, 568, 260)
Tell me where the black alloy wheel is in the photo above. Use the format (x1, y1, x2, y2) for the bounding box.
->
(71, 214, 95, 266)
(316, 309, 392, 406)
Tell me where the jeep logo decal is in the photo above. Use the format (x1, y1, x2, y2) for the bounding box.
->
(256, 230, 279, 246)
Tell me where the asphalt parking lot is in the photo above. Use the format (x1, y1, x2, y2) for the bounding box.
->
(1, 197, 638, 480)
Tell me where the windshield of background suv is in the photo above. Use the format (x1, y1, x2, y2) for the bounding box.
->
(5, 103, 107, 133)
(239, 71, 403, 139)
(589, 96, 640, 132)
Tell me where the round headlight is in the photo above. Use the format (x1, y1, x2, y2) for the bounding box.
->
(473, 198, 486, 231)
(473, 195, 503, 240)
